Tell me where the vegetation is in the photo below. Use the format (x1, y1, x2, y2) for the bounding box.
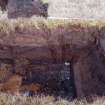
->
(0, 93, 104, 105)
(0, 17, 104, 32)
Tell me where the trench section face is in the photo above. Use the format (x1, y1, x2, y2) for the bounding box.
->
(22, 61, 76, 98)
(0, 45, 77, 98)
(0, 58, 76, 98)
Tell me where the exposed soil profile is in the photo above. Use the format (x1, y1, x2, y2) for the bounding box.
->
(0, 48, 76, 99)
(0, 19, 104, 100)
